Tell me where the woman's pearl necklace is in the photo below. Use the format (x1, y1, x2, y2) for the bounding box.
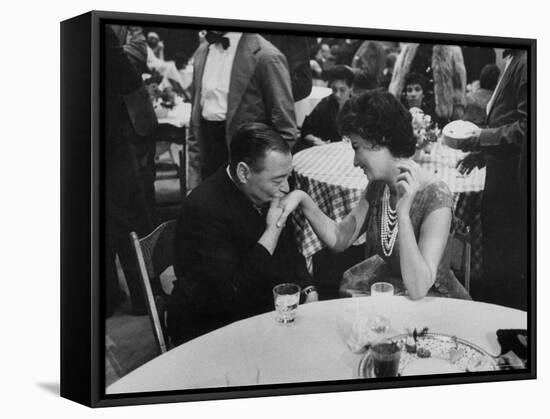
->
(381, 185, 398, 257)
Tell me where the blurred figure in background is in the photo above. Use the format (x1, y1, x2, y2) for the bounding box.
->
(187, 31, 297, 190)
(464, 64, 501, 126)
(401, 71, 429, 112)
(310, 41, 335, 81)
(461, 46, 497, 89)
(456, 49, 528, 310)
(351, 69, 380, 98)
(381, 52, 398, 89)
(104, 25, 158, 317)
(335, 39, 362, 66)
(263, 34, 313, 102)
(296, 65, 354, 150)
(351, 40, 387, 86)
(146, 32, 164, 60)
(389, 43, 467, 126)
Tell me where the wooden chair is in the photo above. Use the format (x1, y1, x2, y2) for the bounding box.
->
(452, 218, 472, 293)
(130, 220, 177, 354)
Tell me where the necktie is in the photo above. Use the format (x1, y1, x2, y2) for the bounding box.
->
(205, 32, 230, 50)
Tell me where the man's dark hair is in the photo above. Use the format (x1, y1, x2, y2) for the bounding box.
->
(404, 71, 428, 92)
(229, 122, 290, 173)
(325, 65, 355, 87)
(352, 70, 379, 91)
(338, 90, 415, 158)
(479, 64, 501, 91)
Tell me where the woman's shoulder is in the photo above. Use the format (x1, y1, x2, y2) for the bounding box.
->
(416, 178, 454, 211)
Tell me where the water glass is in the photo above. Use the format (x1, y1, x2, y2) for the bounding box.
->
(370, 282, 394, 298)
(370, 340, 402, 378)
(273, 283, 301, 324)
(369, 282, 394, 336)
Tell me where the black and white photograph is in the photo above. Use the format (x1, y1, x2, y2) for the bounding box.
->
(92, 12, 534, 401)
(6, 0, 550, 416)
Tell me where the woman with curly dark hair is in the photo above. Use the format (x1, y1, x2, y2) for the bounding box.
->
(277, 90, 470, 300)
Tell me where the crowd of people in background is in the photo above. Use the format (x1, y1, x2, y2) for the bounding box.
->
(104, 25, 528, 340)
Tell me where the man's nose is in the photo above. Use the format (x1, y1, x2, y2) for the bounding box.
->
(353, 153, 359, 167)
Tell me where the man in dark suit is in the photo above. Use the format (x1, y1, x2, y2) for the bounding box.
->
(104, 25, 158, 317)
(187, 31, 298, 191)
(168, 123, 317, 345)
(459, 49, 528, 310)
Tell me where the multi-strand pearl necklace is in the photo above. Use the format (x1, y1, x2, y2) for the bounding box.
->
(381, 185, 398, 256)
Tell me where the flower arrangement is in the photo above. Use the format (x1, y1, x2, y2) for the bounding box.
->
(409, 107, 439, 152)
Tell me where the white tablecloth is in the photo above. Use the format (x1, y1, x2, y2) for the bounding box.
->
(154, 98, 191, 128)
(293, 141, 486, 195)
(294, 86, 332, 127)
(106, 297, 525, 394)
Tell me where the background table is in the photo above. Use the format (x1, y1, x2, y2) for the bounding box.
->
(106, 297, 526, 394)
(292, 141, 486, 276)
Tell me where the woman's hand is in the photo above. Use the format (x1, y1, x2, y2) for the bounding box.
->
(395, 161, 422, 218)
(276, 190, 306, 228)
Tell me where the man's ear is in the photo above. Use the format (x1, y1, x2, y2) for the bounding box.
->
(235, 162, 251, 184)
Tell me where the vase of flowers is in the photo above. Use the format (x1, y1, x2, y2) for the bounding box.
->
(409, 107, 439, 160)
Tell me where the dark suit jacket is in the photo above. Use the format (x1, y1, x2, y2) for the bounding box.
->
(168, 168, 312, 344)
(107, 25, 157, 137)
(262, 34, 313, 101)
(187, 33, 298, 189)
(479, 51, 527, 160)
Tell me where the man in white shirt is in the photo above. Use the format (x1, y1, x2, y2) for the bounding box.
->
(187, 31, 298, 190)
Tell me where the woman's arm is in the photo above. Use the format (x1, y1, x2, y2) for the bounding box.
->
(278, 190, 369, 252)
(395, 161, 451, 299)
(398, 207, 452, 300)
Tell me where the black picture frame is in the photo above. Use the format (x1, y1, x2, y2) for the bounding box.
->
(61, 9, 537, 408)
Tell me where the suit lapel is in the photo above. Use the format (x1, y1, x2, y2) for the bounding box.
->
(193, 45, 208, 88)
(190, 44, 209, 133)
(226, 34, 261, 131)
(487, 57, 514, 120)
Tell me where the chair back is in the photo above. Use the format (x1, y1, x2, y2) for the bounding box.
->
(452, 218, 472, 293)
(130, 220, 177, 354)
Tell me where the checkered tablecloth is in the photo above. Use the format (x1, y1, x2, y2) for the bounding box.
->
(291, 141, 486, 275)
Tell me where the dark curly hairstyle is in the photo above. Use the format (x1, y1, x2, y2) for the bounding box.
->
(338, 90, 416, 158)
(404, 71, 428, 93)
(325, 65, 355, 87)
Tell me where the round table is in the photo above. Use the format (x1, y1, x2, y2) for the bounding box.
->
(106, 297, 525, 394)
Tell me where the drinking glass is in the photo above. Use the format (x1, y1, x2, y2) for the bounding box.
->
(273, 283, 301, 324)
(370, 282, 394, 298)
(370, 340, 402, 378)
(369, 282, 394, 336)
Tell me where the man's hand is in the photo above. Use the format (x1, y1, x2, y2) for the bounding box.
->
(456, 152, 485, 175)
